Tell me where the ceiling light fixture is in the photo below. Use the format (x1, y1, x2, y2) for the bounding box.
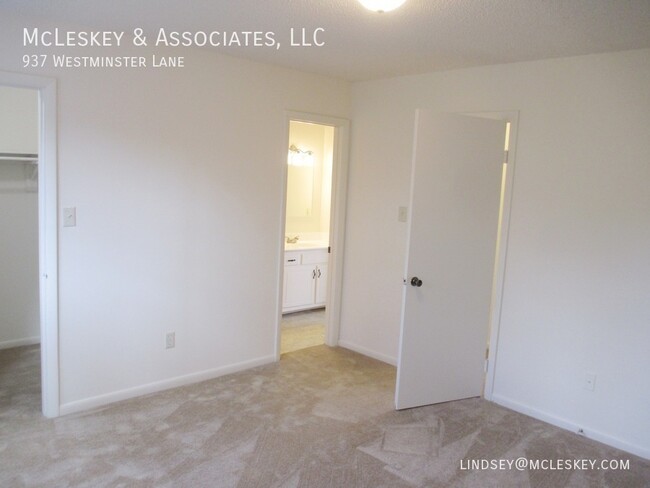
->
(357, 0, 407, 13)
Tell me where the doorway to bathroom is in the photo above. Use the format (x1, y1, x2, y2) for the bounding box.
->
(276, 113, 350, 358)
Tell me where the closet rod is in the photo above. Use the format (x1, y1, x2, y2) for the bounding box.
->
(0, 152, 38, 162)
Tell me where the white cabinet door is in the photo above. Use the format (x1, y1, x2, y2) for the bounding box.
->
(282, 249, 329, 313)
(314, 264, 328, 306)
(283, 265, 316, 310)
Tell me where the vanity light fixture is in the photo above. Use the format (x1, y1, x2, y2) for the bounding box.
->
(288, 144, 315, 166)
(357, 0, 407, 13)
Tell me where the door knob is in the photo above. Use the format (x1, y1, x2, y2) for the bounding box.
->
(410, 277, 423, 287)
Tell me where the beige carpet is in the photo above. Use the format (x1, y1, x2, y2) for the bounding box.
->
(1, 344, 649, 487)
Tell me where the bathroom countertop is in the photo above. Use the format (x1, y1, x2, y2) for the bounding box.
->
(284, 241, 329, 251)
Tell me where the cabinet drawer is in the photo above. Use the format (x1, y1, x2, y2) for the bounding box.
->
(301, 249, 328, 265)
(284, 252, 301, 266)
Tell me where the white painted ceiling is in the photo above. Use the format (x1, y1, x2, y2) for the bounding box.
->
(3, 0, 650, 81)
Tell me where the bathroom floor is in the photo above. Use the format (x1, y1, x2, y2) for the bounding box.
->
(281, 308, 325, 354)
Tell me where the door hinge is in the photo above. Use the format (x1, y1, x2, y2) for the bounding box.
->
(503, 150, 509, 165)
(484, 359, 489, 373)
(328, 246, 331, 253)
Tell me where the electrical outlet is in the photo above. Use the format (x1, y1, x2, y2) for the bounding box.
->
(63, 207, 76, 227)
(584, 373, 596, 391)
(166, 332, 175, 349)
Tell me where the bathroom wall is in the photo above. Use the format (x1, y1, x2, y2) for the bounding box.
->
(285, 121, 334, 242)
(320, 128, 334, 236)
(0, 86, 40, 348)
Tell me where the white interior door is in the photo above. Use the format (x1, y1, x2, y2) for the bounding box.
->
(395, 111, 506, 410)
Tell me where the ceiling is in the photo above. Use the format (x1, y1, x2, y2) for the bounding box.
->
(3, 0, 650, 81)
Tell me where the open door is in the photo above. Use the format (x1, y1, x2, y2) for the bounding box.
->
(395, 111, 506, 410)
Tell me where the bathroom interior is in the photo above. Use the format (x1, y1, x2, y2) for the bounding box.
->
(281, 120, 334, 354)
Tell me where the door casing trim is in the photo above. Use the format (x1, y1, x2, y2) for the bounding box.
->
(464, 110, 520, 401)
(275, 111, 350, 358)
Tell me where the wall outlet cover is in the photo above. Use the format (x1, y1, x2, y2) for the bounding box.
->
(584, 372, 596, 391)
(63, 207, 76, 227)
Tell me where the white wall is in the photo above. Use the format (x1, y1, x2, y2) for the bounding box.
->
(0, 12, 349, 412)
(0, 86, 40, 348)
(341, 49, 650, 458)
(0, 168, 39, 349)
(320, 127, 334, 235)
(0, 86, 38, 155)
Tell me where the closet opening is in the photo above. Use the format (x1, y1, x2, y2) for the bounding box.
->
(0, 71, 59, 418)
(0, 86, 41, 415)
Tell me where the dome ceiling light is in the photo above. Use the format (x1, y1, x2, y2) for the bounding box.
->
(357, 0, 407, 13)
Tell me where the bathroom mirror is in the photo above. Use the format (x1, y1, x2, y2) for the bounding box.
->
(286, 164, 314, 218)
(285, 120, 334, 235)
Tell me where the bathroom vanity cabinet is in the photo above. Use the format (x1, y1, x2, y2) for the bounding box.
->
(282, 248, 328, 313)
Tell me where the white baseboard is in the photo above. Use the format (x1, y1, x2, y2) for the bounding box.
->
(338, 340, 397, 366)
(59, 355, 276, 416)
(0, 336, 40, 350)
(492, 393, 650, 460)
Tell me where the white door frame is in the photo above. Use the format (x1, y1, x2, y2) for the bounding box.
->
(0, 70, 59, 417)
(275, 111, 350, 358)
(464, 111, 519, 400)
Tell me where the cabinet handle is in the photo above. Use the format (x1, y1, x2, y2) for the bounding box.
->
(317, 268, 321, 278)
(312, 269, 316, 279)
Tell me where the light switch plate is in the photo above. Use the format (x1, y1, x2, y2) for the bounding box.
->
(166, 332, 175, 349)
(63, 207, 76, 227)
